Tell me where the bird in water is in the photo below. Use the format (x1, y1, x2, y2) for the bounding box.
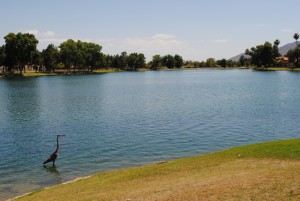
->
(43, 134, 65, 167)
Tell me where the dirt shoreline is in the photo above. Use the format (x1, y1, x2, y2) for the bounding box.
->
(6, 175, 92, 201)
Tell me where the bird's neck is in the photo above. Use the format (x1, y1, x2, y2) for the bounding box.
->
(56, 136, 60, 152)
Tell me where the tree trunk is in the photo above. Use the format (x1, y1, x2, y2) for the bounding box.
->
(19, 65, 23, 76)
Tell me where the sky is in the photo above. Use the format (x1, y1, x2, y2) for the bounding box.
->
(0, 0, 299, 61)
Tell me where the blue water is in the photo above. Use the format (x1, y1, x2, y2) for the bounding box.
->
(0, 70, 299, 200)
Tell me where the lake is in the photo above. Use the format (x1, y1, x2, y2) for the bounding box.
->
(0, 70, 299, 200)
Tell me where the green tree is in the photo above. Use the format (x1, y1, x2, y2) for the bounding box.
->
(217, 59, 227, 67)
(59, 39, 78, 72)
(127, 53, 145, 70)
(260, 42, 274, 67)
(97, 53, 107, 69)
(239, 55, 246, 66)
(111, 54, 120, 69)
(74, 40, 87, 71)
(4, 32, 39, 75)
(99, 54, 112, 69)
(192, 61, 200, 68)
(274, 39, 280, 46)
(0, 45, 6, 72)
(206, 58, 215, 67)
(227, 60, 237, 67)
(273, 39, 281, 58)
(42, 44, 59, 72)
(151, 55, 161, 70)
(82, 42, 102, 72)
(162, 54, 175, 68)
(294, 33, 299, 45)
(174, 54, 183, 68)
(120, 51, 128, 70)
(136, 53, 146, 69)
(32, 50, 43, 72)
(287, 45, 300, 67)
(111, 52, 128, 69)
(245, 42, 274, 67)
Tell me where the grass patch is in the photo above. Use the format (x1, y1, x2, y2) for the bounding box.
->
(255, 67, 300, 71)
(222, 138, 300, 160)
(22, 69, 122, 77)
(15, 138, 300, 201)
(23, 72, 55, 77)
(93, 69, 123, 73)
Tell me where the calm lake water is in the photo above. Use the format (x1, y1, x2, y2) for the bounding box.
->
(0, 70, 300, 200)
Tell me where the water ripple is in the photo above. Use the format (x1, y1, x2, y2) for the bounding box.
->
(0, 70, 300, 200)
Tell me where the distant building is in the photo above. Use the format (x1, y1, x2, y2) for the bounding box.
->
(275, 56, 289, 66)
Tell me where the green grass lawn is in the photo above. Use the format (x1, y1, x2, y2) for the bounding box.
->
(22, 69, 121, 77)
(255, 67, 300, 71)
(15, 138, 300, 201)
(23, 72, 55, 77)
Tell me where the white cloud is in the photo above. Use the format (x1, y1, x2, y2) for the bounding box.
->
(98, 34, 198, 61)
(20, 29, 60, 43)
(20, 28, 93, 49)
(79, 38, 92, 42)
(21, 29, 40, 36)
(39, 38, 66, 44)
(43, 31, 55, 37)
(22, 29, 61, 48)
(151, 34, 175, 40)
(15, 29, 230, 61)
(38, 37, 92, 50)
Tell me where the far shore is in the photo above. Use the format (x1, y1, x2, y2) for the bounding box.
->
(0, 68, 123, 78)
(1, 66, 300, 78)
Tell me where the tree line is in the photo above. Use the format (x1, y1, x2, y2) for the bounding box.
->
(0, 32, 148, 75)
(0, 32, 248, 76)
(244, 33, 300, 68)
(0, 32, 299, 76)
(0, 32, 187, 75)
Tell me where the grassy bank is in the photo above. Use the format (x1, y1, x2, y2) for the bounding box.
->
(23, 69, 123, 77)
(0, 69, 123, 78)
(2, 67, 300, 78)
(15, 139, 300, 201)
(254, 67, 300, 71)
(23, 72, 56, 77)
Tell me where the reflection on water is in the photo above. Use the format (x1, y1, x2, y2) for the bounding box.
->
(0, 70, 300, 200)
(44, 166, 60, 175)
(44, 166, 63, 183)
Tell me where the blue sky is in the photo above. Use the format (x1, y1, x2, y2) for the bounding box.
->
(0, 0, 299, 61)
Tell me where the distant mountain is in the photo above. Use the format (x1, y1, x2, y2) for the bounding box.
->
(229, 53, 250, 62)
(279, 42, 299, 55)
(229, 42, 299, 62)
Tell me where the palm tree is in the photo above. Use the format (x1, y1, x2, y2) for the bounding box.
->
(274, 39, 281, 57)
(294, 33, 299, 46)
(273, 39, 281, 66)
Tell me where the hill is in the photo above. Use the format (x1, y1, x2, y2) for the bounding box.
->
(229, 42, 299, 62)
(229, 53, 250, 62)
(279, 42, 299, 55)
(15, 138, 300, 201)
